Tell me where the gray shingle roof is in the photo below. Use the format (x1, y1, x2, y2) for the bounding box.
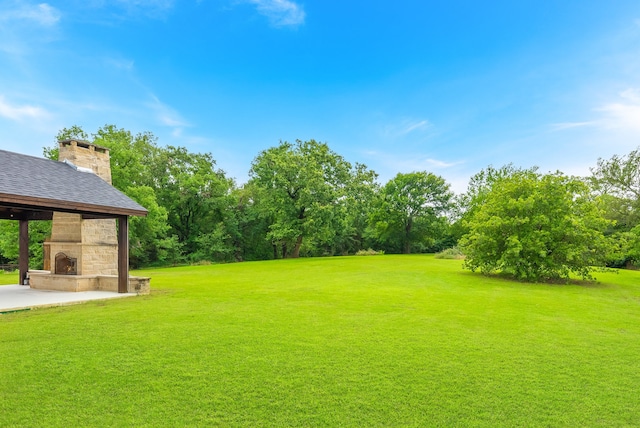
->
(0, 149, 147, 217)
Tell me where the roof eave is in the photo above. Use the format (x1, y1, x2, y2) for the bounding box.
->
(0, 193, 148, 218)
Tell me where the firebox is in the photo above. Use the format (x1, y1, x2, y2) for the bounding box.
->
(55, 252, 77, 275)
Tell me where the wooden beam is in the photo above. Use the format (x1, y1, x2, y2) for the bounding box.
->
(0, 210, 54, 221)
(117, 216, 129, 293)
(0, 205, 113, 221)
(19, 220, 29, 286)
(0, 193, 147, 218)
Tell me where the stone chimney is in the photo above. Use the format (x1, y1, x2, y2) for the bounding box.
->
(58, 139, 112, 183)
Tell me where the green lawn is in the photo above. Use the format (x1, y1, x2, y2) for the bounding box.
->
(1, 255, 640, 426)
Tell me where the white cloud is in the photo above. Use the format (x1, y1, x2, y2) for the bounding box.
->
(147, 94, 189, 128)
(382, 118, 432, 138)
(620, 88, 640, 103)
(78, 0, 174, 19)
(0, 2, 61, 26)
(244, 0, 305, 27)
(0, 2, 61, 54)
(365, 150, 462, 172)
(402, 119, 430, 134)
(551, 88, 640, 134)
(550, 121, 594, 131)
(596, 101, 640, 132)
(592, 88, 640, 133)
(424, 158, 461, 169)
(0, 96, 50, 121)
(113, 0, 174, 16)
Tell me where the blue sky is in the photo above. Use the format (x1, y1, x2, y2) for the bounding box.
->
(1, 0, 639, 192)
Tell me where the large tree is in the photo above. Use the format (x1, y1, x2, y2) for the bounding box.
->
(369, 171, 453, 254)
(148, 145, 234, 258)
(249, 140, 355, 258)
(458, 164, 538, 218)
(451, 164, 538, 240)
(592, 147, 640, 201)
(460, 171, 611, 282)
(229, 183, 274, 261)
(591, 147, 640, 267)
(330, 163, 379, 255)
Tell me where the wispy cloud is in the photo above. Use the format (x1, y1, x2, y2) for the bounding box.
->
(550, 121, 593, 131)
(620, 88, 640, 103)
(0, 1, 61, 54)
(364, 149, 462, 171)
(243, 0, 305, 27)
(423, 158, 461, 169)
(382, 118, 432, 138)
(0, 95, 50, 121)
(402, 119, 430, 134)
(0, 2, 61, 26)
(169, 127, 214, 148)
(596, 101, 640, 132)
(147, 94, 189, 128)
(112, 0, 174, 17)
(78, 0, 174, 20)
(551, 88, 640, 134)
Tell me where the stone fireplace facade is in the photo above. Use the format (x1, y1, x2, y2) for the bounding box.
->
(29, 140, 150, 294)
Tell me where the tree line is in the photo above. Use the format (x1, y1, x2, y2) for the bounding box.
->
(1, 124, 639, 282)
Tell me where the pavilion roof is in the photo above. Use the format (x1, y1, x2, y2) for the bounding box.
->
(0, 149, 147, 219)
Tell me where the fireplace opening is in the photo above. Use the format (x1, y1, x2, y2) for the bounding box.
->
(55, 252, 77, 275)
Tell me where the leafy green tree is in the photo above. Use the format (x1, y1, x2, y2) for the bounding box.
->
(249, 140, 355, 258)
(460, 171, 611, 282)
(453, 164, 538, 241)
(330, 163, 379, 255)
(125, 186, 170, 267)
(0, 221, 51, 269)
(592, 147, 640, 201)
(591, 147, 640, 267)
(149, 146, 234, 258)
(369, 171, 453, 254)
(232, 183, 277, 261)
(92, 125, 160, 190)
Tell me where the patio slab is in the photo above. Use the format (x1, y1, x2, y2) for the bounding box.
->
(0, 284, 135, 313)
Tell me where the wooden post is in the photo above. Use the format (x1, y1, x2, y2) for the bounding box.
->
(117, 216, 129, 293)
(19, 219, 29, 285)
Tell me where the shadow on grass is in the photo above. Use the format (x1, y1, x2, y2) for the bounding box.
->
(458, 269, 613, 289)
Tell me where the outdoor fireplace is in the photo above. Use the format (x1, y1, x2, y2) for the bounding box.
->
(27, 139, 150, 294)
(54, 252, 77, 275)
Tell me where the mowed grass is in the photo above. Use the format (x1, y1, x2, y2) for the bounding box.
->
(1, 255, 640, 427)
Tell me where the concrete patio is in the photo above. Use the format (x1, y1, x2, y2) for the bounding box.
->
(0, 284, 136, 313)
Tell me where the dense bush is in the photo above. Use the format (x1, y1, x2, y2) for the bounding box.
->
(355, 248, 385, 256)
(460, 171, 611, 282)
(434, 247, 465, 260)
